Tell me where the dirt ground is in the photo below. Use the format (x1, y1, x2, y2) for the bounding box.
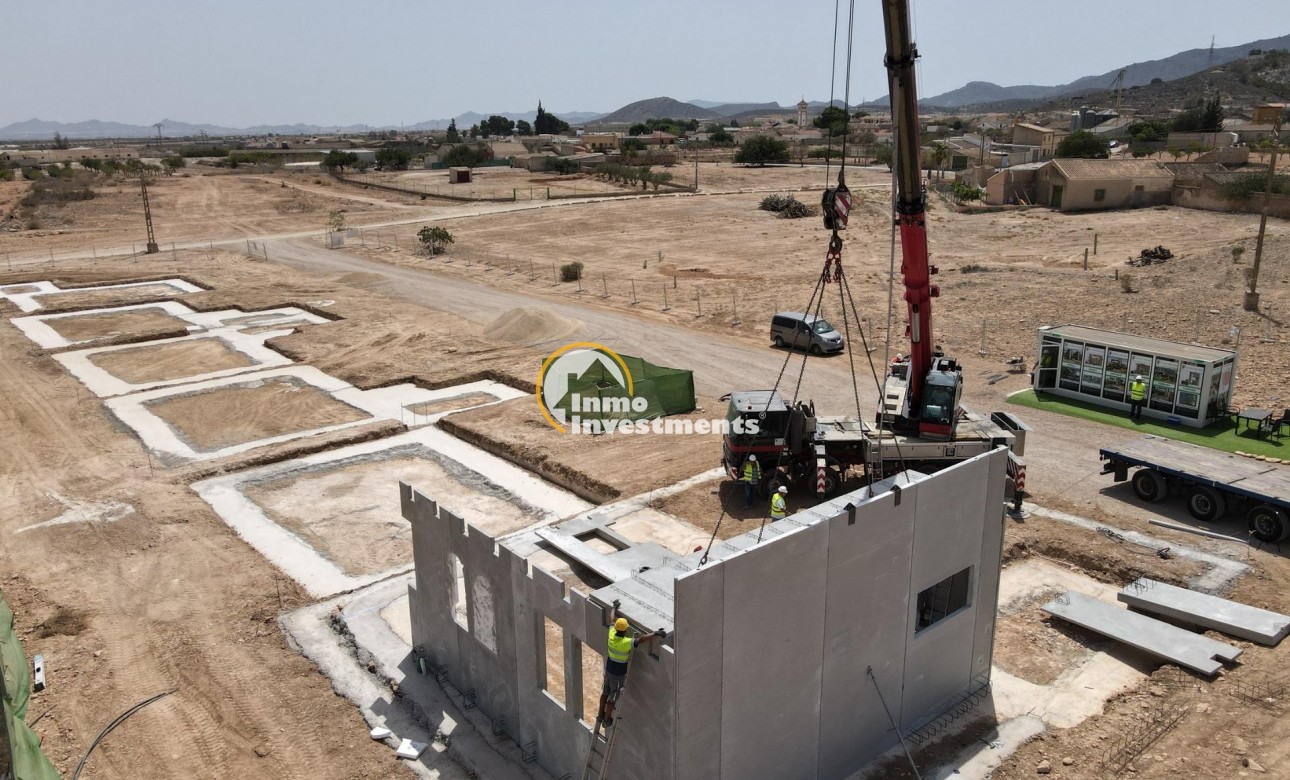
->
(45, 306, 190, 342)
(89, 337, 253, 383)
(2, 164, 1289, 780)
(146, 376, 371, 452)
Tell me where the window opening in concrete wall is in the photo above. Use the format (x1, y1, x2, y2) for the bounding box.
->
(449, 553, 468, 630)
(916, 566, 971, 633)
(541, 615, 567, 708)
(578, 640, 604, 726)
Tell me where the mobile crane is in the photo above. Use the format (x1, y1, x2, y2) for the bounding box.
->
(722, 0, 1028, 496)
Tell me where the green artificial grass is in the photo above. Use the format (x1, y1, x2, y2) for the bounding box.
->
(1008, 389, 1289, 459)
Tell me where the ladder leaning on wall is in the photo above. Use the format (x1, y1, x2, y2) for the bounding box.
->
(580, 646, 634, 780)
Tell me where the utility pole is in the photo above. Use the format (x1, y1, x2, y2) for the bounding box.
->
(141, 176, 159, 254)
(1245, 114, 1282, 311)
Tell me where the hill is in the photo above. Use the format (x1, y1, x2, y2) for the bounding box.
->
(922, 32, 1290, 107)
(596, 97, 719, 124)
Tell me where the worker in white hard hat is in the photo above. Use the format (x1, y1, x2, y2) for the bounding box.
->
(597, 601, 666, 727)
(770, 484, 788, 521)
(741, 453, 761, 508)
(1129, 374, 1147, 421)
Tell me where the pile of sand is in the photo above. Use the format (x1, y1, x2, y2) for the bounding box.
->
(483, 306, 581, 345)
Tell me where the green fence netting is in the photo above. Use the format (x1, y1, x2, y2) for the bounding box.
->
(551, 353, 696, 424)
(1, 590, 60, 780)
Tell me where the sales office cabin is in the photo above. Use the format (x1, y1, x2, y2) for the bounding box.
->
(1034, 325, 1237, 428)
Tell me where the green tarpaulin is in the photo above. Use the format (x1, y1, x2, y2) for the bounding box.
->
(552, 353, 696, 424)
(1, 590, 61, 780)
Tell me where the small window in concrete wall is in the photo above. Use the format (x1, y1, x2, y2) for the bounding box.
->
(541, 616, 567, 708)
(449, 554, 468, 630)
(579, 640, 604, 726)
(916, 567, 971, 633)
(471, 576, 497, 653)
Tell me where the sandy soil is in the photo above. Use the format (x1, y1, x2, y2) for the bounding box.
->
(405, 391, 498, 417)
(0, 173, 414, 255)
(45, 307, 190, 342)
(88, 338, 253, 384)
(247, 447, 538, 575)
(146, 376, 371, 452)
(4, 165, 1290, 780)
(33, 282, 196, 310)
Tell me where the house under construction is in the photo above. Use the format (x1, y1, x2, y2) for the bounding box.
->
(402, 448, 1008, 779)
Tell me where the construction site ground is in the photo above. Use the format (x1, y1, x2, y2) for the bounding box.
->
(0, 164, 1288, 779)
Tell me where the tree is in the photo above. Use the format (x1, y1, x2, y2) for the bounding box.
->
(735, 136, 790, 166)
(417, 225, 454, 255)
(445, 119, 460, 143)
(813, 105, 849, 136)
(621, 137, 646, 159)
(928, 141, 949, 179)
(323, 149, 360, 171)
(485, 115, 515, 136)
(515, 119, 532, 136)
(533, 101, 570, 135)
(375, 147, 412, 170)
(1055, 130, 1110, 159)
(442, 143, 493, 168)
(161, 155, 186, 175)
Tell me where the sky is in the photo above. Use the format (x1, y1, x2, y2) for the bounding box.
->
(3, 0, 1288, 128)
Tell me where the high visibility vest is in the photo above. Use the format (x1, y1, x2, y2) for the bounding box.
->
(607, 629, 633, 663)
(742, 461, 760, 483)
(1130, 381, 1146, 401)
(770, 493, 787, 519)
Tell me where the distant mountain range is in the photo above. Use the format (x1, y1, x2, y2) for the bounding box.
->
(920, 32, 1290, 107)
(7, 32, 1288, 141)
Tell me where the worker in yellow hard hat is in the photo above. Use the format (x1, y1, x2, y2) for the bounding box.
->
(597, 601, 666, 727)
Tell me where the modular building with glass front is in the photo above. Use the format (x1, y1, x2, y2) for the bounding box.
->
(1033, 325, 1237, 428)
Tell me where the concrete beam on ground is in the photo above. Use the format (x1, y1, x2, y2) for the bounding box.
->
(1042, 591, 1242, 676)
(1118, 577, 1290, 646)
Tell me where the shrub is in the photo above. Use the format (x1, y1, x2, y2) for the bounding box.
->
(560, 261, 584, 282)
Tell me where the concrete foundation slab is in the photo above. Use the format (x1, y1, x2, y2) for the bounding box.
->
(1042, 591, 1242, 676)
(0, 278, 203, 313)
(1118, 577, 1290, 646)
(194, 419, 588, 597)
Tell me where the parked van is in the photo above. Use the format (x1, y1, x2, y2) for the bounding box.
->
(770, 311, 845, 354)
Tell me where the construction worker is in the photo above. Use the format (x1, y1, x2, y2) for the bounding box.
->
(741, 453, 761, 508)
(597, 604, 665, 727)
(1129, 375, 1147, 421)
(770, 485, 788, 521)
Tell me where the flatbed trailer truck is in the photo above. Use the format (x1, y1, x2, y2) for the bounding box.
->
(1100, 435, 1290, 542)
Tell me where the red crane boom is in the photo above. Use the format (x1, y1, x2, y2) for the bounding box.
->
(881, 0, 963, 440)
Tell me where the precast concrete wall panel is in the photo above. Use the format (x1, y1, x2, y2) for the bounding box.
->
(673, 564, 725, 780)
(971, 451, 1009, 681)
(900, 453, 998, 730)
(719, 523, 829, 780)
(818, 489, 916, 778)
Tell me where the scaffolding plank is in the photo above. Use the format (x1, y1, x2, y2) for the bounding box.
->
(1042, 592, 1242, 676)
(1118, 578, 1290, 646)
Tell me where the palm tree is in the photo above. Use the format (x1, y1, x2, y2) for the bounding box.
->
(930, 141, 950, 179)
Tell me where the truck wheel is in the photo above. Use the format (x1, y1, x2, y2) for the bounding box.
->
(1247, 505, 1290, 543)
(1185, 486, 1226, 522)
(1131, 469, 1166, 503)
(820, 467, 842, 497)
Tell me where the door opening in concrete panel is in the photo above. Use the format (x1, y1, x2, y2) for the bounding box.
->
(916, 566, 972, 633)
(449, 553, 468, 630)
(541, 616, 567, 708)
(578, 640, 604, 727)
